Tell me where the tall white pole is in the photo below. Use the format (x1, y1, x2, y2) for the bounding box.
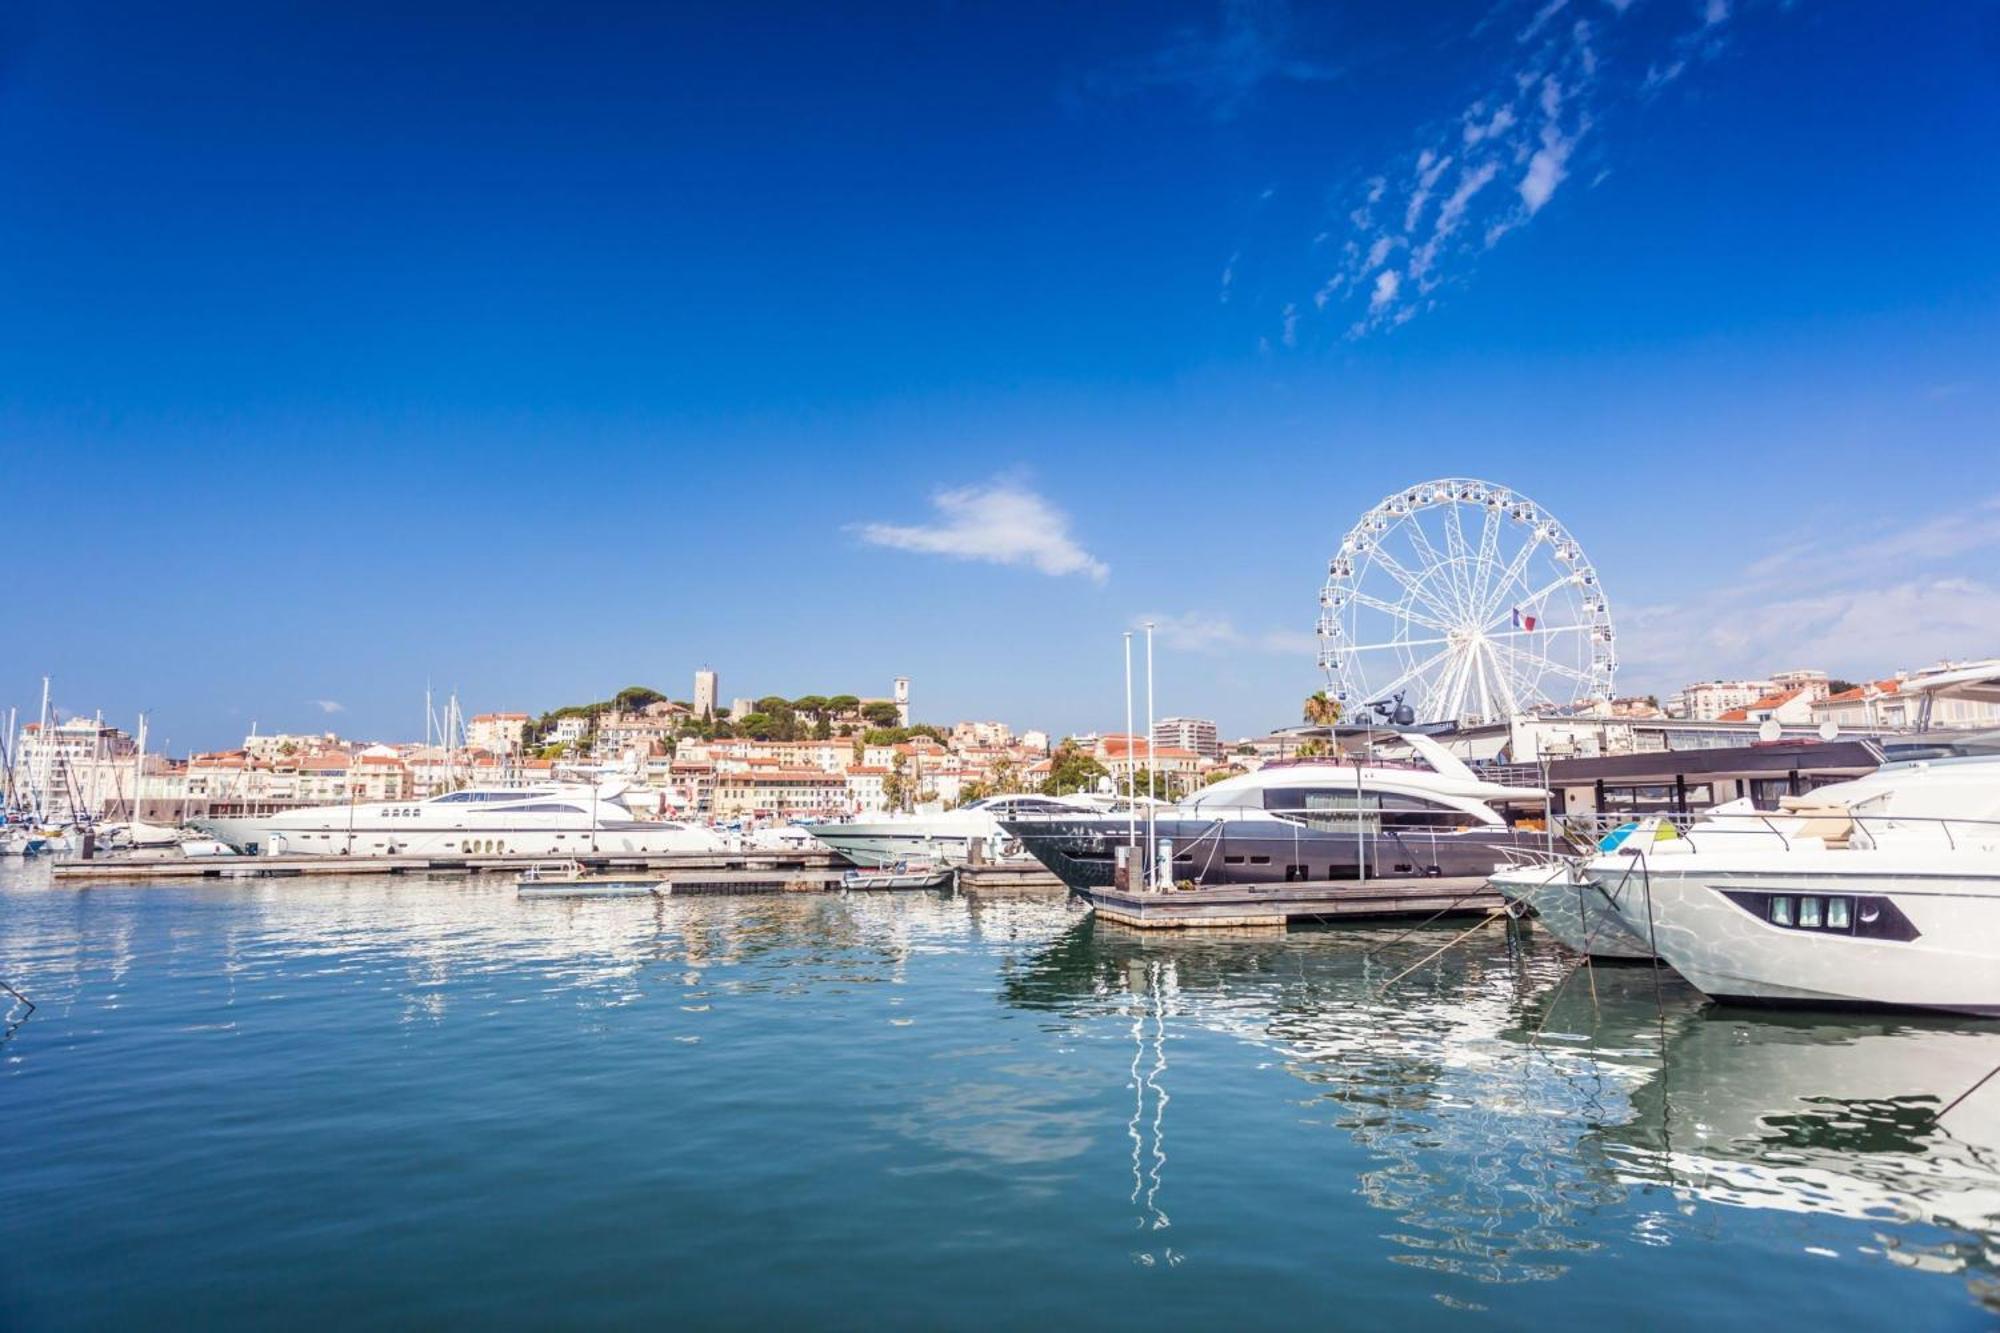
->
(36, 675, 51, 821)
(1123, 632, 1136, 858)
(1144, 621, 1157, 890)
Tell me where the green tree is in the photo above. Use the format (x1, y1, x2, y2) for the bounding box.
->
(1302, 690, 1342, 727)
(615, 685, 668, 714)
(792, 695, 828, 717)
(954, 780, 991, 807)
(884, 753, 911, 811)
(812, 713, 833, 740)
(1040, 743, 1109, 797)
(738, 711, 779, 739)
(826, 694, 861, 715)
(861, 700, 902, 727)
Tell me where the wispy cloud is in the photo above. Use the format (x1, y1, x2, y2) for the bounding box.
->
(1086, 0, 1340, 121)
(1253, 0, 1792, 340)
(1139, 611, 1316, 656)
(310, 699, 344, 715)
(855, 481, 1108, 582)
(1619, 495, 2000, 691)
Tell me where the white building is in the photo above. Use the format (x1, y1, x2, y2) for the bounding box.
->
(1153, 716, 1220, 760)
(694, 667, 719, 718)
(1668, 679, 1778, 721)
(467, 712, 531, 755)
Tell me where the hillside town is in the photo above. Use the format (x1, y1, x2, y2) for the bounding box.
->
(7, 660, 1999, 829)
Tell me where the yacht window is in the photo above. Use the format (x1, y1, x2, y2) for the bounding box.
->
(1858, 902, 1881, 924)
(1798, 897, 1823, 928)
(1826, 897, 1851, 929)
(1770, 896, 1794, 927)
(1249, 854, 1271, 865)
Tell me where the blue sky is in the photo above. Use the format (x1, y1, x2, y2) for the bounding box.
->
(4, 0, 1998, 750)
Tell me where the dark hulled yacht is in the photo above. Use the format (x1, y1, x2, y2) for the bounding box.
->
(1000, 732, 1549, 893)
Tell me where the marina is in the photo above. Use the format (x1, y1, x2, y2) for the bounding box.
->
(4, 864, 1997, 1328)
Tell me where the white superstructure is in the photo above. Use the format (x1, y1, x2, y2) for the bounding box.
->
(809, 793, 1125, 868)
(191, 782, 726, 858)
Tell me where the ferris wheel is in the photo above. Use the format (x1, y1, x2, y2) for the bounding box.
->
(1317, 478, 1616, 726)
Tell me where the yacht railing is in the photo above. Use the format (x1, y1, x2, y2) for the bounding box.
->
(1544, 809, 2000, 857)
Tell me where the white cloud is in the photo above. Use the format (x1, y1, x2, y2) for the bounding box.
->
(311, 699, 344, 715)
(855, 481, 1108, 582)
(1519, 122, 1577, 213)
(1369, 268, 1401, 310)
(1619, 495, 2000, 693)
(1273, 0, 1790, 341)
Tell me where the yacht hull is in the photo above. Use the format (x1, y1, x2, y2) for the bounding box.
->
(1588, 856, 2000, 1016)
(1491, 863, 1656, 960)
(1004, 815, 1541, 894)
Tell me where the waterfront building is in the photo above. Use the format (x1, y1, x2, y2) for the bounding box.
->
(1018, 729, 1050, 754)
(467, 712, 531, 755)
(844, 766, 890, 814)
(1715, 686, 1816, 725)
(1152, 716, 1220, 760)
(243, 731, 343, 762)
(10, 718, 139, 822)
(1811, 661, 2000, 732)
(551, 715, 591, 746)
(1668, 679, 1780, 721)
(951, 720, 1012, 748)
(349, 750, 411, 802)
(712, 767, 846, 817)
(693, 667, 719, 718)
(1095, 735, 1201, 795)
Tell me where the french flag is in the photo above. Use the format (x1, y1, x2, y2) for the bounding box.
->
(1512, 607, 1537, 631)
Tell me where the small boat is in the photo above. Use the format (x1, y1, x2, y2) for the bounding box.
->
(841, 860, 954, 891)
(1, 828, 48, 858)
(516, 860, 668, 898)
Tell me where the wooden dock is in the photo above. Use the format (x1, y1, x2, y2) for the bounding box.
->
(1082, 876, 1501, 931)
(49, 849, 843, 883)
(954, 862, 1068, 897)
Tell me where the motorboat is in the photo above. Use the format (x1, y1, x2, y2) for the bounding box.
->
(1583, 754, 2000, 1015)
(516, 860, 668, 897)
(809, 793, 1130, 869)
(1001, 732, 1551, 893)
(191, 781, 728, 859)
(840, 860, 954, 890)
(1490, 855, 1655, 960)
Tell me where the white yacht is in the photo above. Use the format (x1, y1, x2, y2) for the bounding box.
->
(809, 793, 1129, 868)
(191, 782, 727, 858)
(1583, 754, 2000, 1015)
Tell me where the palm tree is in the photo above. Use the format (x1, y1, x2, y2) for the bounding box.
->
(1302, 690, 1342, 727)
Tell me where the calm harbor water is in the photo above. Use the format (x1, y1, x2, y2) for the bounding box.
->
(3, 866, 1998, 1329)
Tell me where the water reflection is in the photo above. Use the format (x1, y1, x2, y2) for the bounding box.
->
(1006, 914, 2000, 1307)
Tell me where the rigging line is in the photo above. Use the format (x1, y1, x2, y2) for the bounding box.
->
(1935, 1063, 2000, 1123)
(1373, 907, 1509, 996)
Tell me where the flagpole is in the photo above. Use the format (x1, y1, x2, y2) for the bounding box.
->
(1144, 620, 1156, 891)
(1123, 632, 1135, 862)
